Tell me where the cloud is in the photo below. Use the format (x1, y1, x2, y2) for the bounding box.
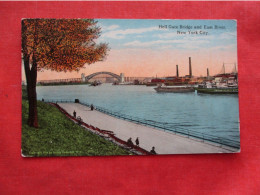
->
(157, 31, 237, 42)
(102, 25, 120, 31)
(102, 26, 158, 39)
(218, 32, 237, 40)
(124, 40, 182, 47)
(157, 31, 218, 41)
(124, 39, 209, 48)
(211, 44, 237, 50)
(157, 32, 184, 39)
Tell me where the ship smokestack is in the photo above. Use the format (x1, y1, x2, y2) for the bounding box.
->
(189, 57, 192, 78)
(207, 68, 209, 77)
(176, 65, 179, 78)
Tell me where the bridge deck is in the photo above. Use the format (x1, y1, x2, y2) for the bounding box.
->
(58, 103, 234, 154)
(85, 71, 121, 81)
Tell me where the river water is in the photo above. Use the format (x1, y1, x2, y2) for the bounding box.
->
(37, 84, 240, 142)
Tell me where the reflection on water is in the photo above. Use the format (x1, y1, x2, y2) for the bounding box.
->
(37, 84, 240, 142)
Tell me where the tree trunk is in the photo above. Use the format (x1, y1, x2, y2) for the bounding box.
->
(22, 19, 39, 128)
(24, 55, 38, 128)
(27, 76, 38, 128)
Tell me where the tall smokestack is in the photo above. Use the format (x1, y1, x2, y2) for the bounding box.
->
(176, 65, 179, 77)
(189, 57, 192, 78)
(207, 68, 209, 77)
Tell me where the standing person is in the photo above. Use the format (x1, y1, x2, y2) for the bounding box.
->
(73, 110, 76, 118)
(91, 104, 94, 111)
(135, 137, 139, 146)
(150, 146, 157, 155)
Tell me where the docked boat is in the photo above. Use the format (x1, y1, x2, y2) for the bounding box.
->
(154, 85, 195, 93)
(195, 82, 238, 94)
(146, 83, 157, 86)
(113, 81, 119, 85)
(90, 80, 102, 86)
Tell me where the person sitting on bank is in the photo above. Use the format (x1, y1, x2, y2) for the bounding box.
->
(135, 137, 139, 146)
(77, 116, 82, 125)
(91, 104, 94, 111)
(150, 146, 157, 155)
(127, 138, 134, 146)
(73, 110, 76, 118)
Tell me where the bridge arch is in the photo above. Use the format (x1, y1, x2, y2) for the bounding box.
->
(85, 71, 122, 82)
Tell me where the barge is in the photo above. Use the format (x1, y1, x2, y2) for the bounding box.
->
(154, 85, 195, 93)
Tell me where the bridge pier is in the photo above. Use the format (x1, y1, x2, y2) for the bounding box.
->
(120, 73, 125, 83)
(81, 73, 86, 82)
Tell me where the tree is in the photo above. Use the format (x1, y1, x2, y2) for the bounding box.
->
(22, 19, 109, 128)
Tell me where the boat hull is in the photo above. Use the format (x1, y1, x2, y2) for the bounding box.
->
(146, 83, 157, 86)
(195, 87, 238, 94)
(154, 87, 195, 93)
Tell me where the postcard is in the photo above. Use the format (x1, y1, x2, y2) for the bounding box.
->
(21, 19, 240, 157)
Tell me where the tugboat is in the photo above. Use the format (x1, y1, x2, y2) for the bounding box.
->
(154, 84, 195, 93)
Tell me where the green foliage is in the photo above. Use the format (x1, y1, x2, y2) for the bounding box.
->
(22, 95, 131, 157)
(22, 86, 27, 100)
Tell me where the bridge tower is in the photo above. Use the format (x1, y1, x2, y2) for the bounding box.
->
(120, 73, 125, 83)
(81, 73, 85, 82)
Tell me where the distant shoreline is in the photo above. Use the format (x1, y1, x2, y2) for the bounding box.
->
(36, 82, 90, 86)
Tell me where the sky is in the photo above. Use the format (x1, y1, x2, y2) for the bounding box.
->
(22, 19, 237, 81)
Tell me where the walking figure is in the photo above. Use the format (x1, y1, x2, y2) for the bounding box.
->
(150, 146, 157, 155)
(91, 104, 94, 111)
(127, 138, 134, 146)
(135, 137, 139, 146)
(73, 110, 76, 118)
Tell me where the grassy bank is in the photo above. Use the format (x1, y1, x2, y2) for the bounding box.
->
(22, 88, 131, 157)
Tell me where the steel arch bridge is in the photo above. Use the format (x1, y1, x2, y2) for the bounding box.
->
(85, 71, 121, 81)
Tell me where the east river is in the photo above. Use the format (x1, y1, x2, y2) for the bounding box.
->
(37, 84, 240, 142)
